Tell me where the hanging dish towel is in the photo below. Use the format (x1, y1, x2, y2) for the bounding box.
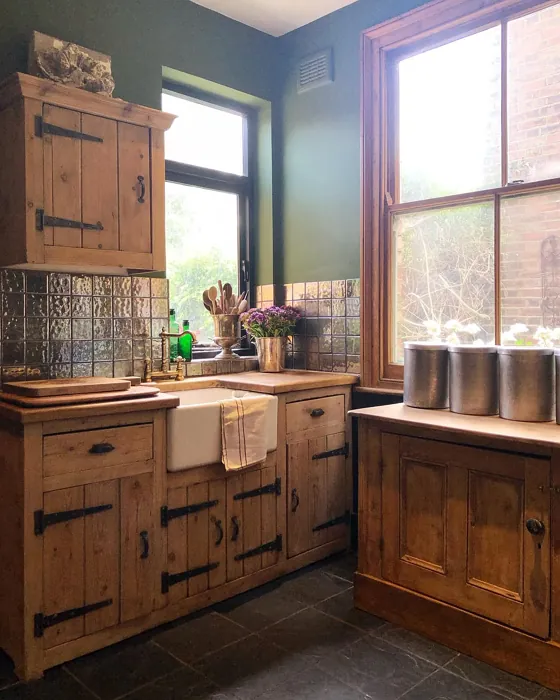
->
(220, 396, 269, 471)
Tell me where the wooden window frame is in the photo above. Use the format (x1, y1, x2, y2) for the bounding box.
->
(361, 0, 560, 391)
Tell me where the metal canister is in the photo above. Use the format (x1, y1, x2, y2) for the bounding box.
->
(448, 345, 498, 416)
(404, 342, 449, 409)
(498, 347, 555, 422)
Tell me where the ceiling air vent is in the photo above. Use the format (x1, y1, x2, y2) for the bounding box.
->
(297, 49, 334, 93)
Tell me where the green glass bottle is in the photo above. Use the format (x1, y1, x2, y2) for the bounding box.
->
(169, 309, 180, 362)
(178, 320, 193, 362)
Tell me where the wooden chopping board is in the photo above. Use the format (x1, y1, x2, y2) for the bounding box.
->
(4, 377, 131, 397)
(0, 384, 160, 408)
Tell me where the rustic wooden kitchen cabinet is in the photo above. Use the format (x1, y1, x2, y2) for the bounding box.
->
(0, 73, 175, 271)
(353, 404, 560, 691)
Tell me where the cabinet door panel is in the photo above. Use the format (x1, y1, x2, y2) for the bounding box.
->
(226, 474, 245, 581)
(118, 123, 151, 254)
(208, 479, 227, 588)
(325, 432, 348, 544)
(240, 470, 263, 575)
(187, 482, 210, 597)
(43, 487, 85, 648)
(309, 436, 329, 549)
(43, 105, 81, 248)
(82, 114, 119, 251)
(84, 480, 120, 634)
(120, 473, 155, 622)
(166, 487, 188, 604)
(287, 441, 310, 558)
(261, 463, 280, 569)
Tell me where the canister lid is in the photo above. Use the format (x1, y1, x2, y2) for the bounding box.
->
(448, 344, 497, 354)
(404, 341, 448, 351)
(497, 346, 554, 355)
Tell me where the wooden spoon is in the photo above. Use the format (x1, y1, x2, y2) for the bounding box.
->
(202, 290, 213, 313)
(208, 286, 218, 314)
(218, 280, 224, 312)
(237, 299, 249, 313)
(223, 283, 233, 312)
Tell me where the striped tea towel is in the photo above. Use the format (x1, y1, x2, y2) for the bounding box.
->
(220, 396, 269, 471)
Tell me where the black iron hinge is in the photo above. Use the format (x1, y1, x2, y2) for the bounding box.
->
(312, 444, 349, 461)
(233, 478, 281, 501)
(312, 511, 350, 533)
(36, 209, 104, 232)
(35, 115, 103, 143)
(160, 499, 219, 528)
(34, 504, 113, 536)
(34, 599, 112, 638)
(161, 563, 219, 594)
(234, 534, 282, 561)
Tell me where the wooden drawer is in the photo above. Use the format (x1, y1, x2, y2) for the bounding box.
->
(286, 395, 345, 435)
(43, 424, 153, 477)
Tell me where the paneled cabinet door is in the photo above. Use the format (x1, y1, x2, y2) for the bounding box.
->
(381, 434, 551, 639)
(40, 481, 120, 649)
(41, 104, 119, 251)
(287, 431, 349, 559)
(226, 461, 282, 582)
(118, 123, 151, 254)
(164, 479, 227, 603)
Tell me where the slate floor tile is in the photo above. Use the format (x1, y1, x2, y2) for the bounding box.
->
(322, 553, 358, 582)
(193, 633, 309, 699)
(255, 664, 370, 700)
(315, 589, 386, 632)
(372, 623, 459, 666)
(153, 611, 250, 664)
(65, 638, 180, 700)
(402, 669, 511, 700)
(274, 567, 352, 605)
(317, 634, 437, 699)
(120, 666, 238, 700)
(446, 655, 543, 700)
(259, 607, 363, 660)
(539, 690, 560, 700)
(0, 668, 96, 700)
(213, 581, 308, 631)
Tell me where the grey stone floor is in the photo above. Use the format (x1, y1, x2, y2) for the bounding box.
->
(0, 553, 558, 699)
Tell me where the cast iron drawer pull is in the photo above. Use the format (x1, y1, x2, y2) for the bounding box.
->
(140, 530, 149, 559)
(137, 175, 146, 203)
(310, 408, 325, 418)
(291, 488, 300, 513)
(231, 516, 240, 542)
(89, 442, 116, 455)
(526, 518, 545, 536)
(212, 516, 224, 546)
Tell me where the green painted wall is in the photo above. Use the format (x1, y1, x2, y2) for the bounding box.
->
(277, 0, 432, 283)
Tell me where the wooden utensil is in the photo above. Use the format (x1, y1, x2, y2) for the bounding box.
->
(224, 283, 233, 312)
(218, 280, 224, 312)
(202, 290, 213, 313)
(237, 299, 249, 313)
(208, 286, 218, 314)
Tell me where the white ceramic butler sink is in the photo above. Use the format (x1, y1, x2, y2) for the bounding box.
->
(167, 388, 278, 472)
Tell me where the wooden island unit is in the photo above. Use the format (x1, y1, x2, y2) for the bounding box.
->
(352, 403, 560, 691)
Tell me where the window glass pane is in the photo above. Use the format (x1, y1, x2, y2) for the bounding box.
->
(501, 190, 560, 343)
(163, 92, 246, 175)
(165, 183, 239, 343)
(508, 5, 560, 184)
(392, 202, 495, 363)
(398, 27, 501, 203)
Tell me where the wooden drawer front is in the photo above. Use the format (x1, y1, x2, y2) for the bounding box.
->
(43, 424, 153, 477)
(286, 395, 345, 435)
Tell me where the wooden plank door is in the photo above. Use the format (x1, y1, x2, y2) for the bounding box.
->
(118, 123, 151, 254)
(164, 479, 227, 601)
(382, 434, 551, 638)
(42, 481, 120, 648)
(287, 440, 310, 558)
(120, 473, 156, 622)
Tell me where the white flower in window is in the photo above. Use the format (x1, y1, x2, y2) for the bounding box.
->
(472, 338, 485, 346)
(423, 320, 441, 339)
(463, 323, 481, 336)
(510, 323, 529, 334)
(534, 326, 554, 347)
(502, 330, 517, 345)
(551, 328, 560, 342)
(444, 319, 463, 333)
(446, 332, 460, 345)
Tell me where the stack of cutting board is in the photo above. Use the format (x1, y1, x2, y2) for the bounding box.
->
(0, 377, 159, 408)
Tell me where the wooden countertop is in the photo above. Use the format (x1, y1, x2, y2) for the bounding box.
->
(0, 393, 180, 425)
(150, 370, 358, 395)
(350, 402, 560, 454)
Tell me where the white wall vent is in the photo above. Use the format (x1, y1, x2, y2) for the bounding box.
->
(297, 49, 334, 93)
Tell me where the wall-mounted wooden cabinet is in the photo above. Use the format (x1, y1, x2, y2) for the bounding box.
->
(0, 73, 175, 272)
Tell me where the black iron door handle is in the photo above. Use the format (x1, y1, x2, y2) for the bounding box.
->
(310, 408, 325, 418)
(89, 443, 115, 455)
(212, 516, 224, 546)
(291, 488, 300, 513)
(231, 516, 240, 542)
(526, 518, 545, 536)
(137, 175, 145, 204)
(140, 530, 149, 559)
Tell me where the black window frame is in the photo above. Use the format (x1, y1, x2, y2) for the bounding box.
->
(162, 81, 256, 356)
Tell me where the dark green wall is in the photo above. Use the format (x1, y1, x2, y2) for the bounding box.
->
(277, 0, 432, 283)
(0, 0, 278, 108)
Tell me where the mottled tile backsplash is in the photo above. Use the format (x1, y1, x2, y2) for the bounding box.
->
(0, 270, 257, 384)
(255, 279, 361, 375)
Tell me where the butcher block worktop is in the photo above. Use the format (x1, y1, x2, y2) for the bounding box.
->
(150, 370, 358, 394)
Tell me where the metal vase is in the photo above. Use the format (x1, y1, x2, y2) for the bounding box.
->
(256, 337, 287, 373)
(498, 346, 555, 422)
(448, 345, 498, 416)
(404, 341, 449, 409)
(212, 314, 241, 360)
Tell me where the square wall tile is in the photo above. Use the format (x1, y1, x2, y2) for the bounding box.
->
(50, 293, 72, 318)
(293, 283, 305, 301)
(319, 281, 332, 299)
(4, 317, 25, 341)
(150, 278, 168, 297)
(49, 273, 71, 295)
(93, 276, 112, 296)
(305, 282, 318, 300)
(113, 277, 131, 297)
(2, 270, 24, 294)
(72, 275, 92, 296)
(26, 272, 48, 294)
(132, 277, 151, 297)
